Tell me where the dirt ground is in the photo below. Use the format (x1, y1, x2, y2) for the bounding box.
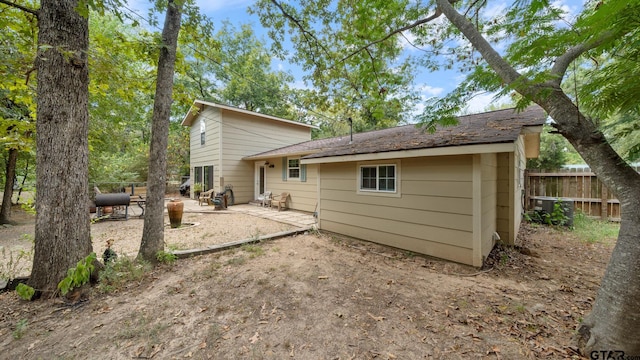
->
(0, 206, 614, 359)
(0, 204, 296, 279)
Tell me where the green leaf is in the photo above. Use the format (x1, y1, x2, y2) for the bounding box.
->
(16, 283, 35, 301)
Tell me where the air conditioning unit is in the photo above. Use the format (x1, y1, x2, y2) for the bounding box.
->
(534, 196, 574, 227)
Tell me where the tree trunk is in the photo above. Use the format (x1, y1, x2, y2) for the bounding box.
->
(0, 148, 17, 224)
(541, 94, 640, 355)
(138, 0, 183, 263)
(578, 204, 640, 355)
(15, 157, 30, 204)
(435, 0, 640, 353)
(29, 0, 93, 297)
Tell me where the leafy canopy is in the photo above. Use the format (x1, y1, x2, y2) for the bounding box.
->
(252, 0, 640, 137)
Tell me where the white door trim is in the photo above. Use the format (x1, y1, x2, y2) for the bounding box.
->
(254, 162, 267, 200)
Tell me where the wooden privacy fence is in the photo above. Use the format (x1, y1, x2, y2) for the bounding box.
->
(524, 166, 640, 221)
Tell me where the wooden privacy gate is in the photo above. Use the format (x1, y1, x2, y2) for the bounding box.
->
(524, 169, 627, 221)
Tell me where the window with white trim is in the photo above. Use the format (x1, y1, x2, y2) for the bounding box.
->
(359, 164, 396, 192)
(288, 158, 300, 179)
(200, 118, 206, 145)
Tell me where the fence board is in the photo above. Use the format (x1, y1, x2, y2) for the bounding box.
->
(525, 170, 623, 221)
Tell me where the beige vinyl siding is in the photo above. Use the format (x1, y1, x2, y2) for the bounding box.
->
(480, 153, 498, 264)
(190, 107, 221, 166)
(319, 155, 475, 265)
(495, 136, 525, 245)
(513, 136, 527, 240)
(262, 157, 318, 212)
(219, 110, 311, 203)
(189, 107, 221, 197)
(496, 152, 514, 244)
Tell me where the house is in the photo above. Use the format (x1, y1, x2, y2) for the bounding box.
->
(180, 100, 317, 204)
(183, 101, 546, 267)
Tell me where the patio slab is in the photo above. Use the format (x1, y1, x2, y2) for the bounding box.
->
(179, 199, 317, 228)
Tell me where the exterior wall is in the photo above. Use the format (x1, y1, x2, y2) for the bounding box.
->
(496, 136, 525, 245)
(260, 157, 318, 213)
(318, 155, 475, 265)
(479, 153, 498, 265)
(514, 136, 527, 241)
(189, 107, 221, 198)
(219, 110, 311, 203)
(496, 152, 513, 243)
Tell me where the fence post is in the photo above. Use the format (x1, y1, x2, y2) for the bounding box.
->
(524, 169, 530, 211)
(601, 184, 608, 221)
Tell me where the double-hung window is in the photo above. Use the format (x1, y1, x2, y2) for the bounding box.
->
(288, 158, 300, 179)
(359, 164, 396, 192)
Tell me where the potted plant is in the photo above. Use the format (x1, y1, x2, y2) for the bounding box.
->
(192, 182, 202, 198)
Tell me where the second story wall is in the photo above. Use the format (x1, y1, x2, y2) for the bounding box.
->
(220, 109, 312, 203)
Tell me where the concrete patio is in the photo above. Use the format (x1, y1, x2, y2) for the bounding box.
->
(170, 199, 317, 259)
(178, 198, 317, 229)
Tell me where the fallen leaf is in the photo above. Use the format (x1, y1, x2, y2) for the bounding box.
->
(134, 345, 145, 357)
(318, 276, 329, 279)
(149, 344, 162, 358)
(249, 332, 260, 344)
(199, 342, 207, 349)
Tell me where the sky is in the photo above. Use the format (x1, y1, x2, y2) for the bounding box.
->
(127, 0, 585, 116)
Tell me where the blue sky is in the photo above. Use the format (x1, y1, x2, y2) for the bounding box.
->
(128, 0, 586, 115)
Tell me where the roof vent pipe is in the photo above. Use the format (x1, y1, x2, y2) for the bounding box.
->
(348, 117, 353, 144)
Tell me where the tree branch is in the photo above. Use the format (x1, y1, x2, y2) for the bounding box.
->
(435, 0, 524, 86)
(269, 0, 330, 58)
(337, 10, 444, 64)
(364, 48, 382, 89)
(0, 0, 38, 17)
(549, 31, 616, 84)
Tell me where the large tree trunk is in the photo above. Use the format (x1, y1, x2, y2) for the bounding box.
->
(0, 148, 17, 224)
(435, 0, 640, 354)
(138, 0, 183, 263)
(542, 96, 640, 355)
(29, 0, 93, 297)
(578, 204, 640, 354)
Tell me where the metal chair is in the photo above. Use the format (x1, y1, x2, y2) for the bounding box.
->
(258, 191, 272, 207)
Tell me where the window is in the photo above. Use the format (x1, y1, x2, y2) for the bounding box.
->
(194, 165, 214, 191)
(359, 164, 396, 192)
(194, 166, 203, 187)
(288, 158, 300, 179)
(203, 166, 214, 191)
(200, 118, 206, 145)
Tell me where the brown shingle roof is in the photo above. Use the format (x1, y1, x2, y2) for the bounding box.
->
(244, 106, 546, 160)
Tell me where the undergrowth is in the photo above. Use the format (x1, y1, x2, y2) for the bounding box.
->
(97, 255, 152, 293)
(572, 211, 619, 243)
(0, 234, 34, 283)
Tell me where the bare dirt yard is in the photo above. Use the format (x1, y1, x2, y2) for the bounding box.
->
(0, 206, 614, 359)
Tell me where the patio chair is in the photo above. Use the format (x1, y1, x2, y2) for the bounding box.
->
(198, 189, 215, 206)
(257, 191, 272, 207)
(270, 192, 289, 211)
